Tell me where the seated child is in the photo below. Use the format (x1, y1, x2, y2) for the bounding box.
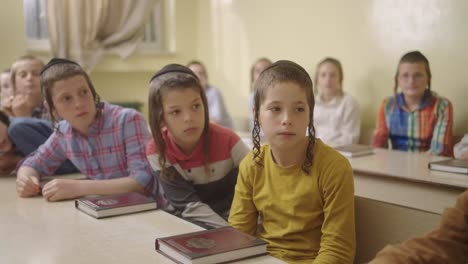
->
(371, 51, 453, 156)
(229, 60, 355, 263)
(0, 110, 77, 175)
(9, 55, 48, 119)
(146, 64, 249, 228)
(0, 69, 13, 114)
(16, 58, 155, 201)
(313, 57, 360, 147)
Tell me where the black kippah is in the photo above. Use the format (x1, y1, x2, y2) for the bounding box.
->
(40, 58, 80, 75)
(149, 63, 198, 83)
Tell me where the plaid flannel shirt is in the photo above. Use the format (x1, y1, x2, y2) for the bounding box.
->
(372, 91, 453, 156)
(21, 103, 155, 191)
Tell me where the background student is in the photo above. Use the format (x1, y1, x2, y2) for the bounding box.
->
(248, 57, 272, 132)
(369, 190, 468, 264)
(146, 64, 249, 229)
(371, 51, 453, 156)
(16, 58, 155, 201)
(9, 55, 48, 119)
(0, 69, 13, 114)
(187, 60, 234, 129)
(0, 110, 77, 175)
(313, 57, 361, 147)
(229, 60, 355, 263)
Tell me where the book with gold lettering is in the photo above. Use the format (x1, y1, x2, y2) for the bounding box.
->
(75, 192, 157, 219)
(155, 227, 268, 264)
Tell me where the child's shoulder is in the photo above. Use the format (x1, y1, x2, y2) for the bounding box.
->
(104, 103, 144, 121)
(239, 145, 269, 169)
(313, 139, 350, 169)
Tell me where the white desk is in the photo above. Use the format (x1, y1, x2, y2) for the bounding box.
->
(350, 148, 467, 263)
(351, 148, 467, 214)
(0, 177, 284, 264)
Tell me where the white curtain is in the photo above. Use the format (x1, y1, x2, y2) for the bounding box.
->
(46, 0, 157, 71)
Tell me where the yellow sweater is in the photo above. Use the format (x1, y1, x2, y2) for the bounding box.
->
(229, 140, 355, 263)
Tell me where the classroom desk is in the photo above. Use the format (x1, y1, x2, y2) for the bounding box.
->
(0, 177, 284, 264)
(351, 148, 467, 263)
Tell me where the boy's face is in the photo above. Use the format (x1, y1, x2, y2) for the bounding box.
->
(0, 121, 12, 154)
(397, 62, 428, 100)
(14, 60, 42, 97)
(162, 87, 205, 155)
(50, 75, 97, 135)
(258, 81, 310, 152)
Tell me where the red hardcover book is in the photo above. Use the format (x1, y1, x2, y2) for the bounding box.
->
(155, 227, 268, 264)
(75, 192, 157, 219)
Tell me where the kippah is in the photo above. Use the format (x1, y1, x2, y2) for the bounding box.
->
(40, 58, 80, 75)
(149, 63, 198, 83)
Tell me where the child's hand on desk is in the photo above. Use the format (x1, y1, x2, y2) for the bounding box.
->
(16, 174, 40, 197)
(42, 179, 82, 202)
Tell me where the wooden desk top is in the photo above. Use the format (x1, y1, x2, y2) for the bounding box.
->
(0, 177, 283, 264)
(349, 148, 468, 189)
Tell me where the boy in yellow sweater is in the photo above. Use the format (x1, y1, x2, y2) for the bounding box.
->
(229, 60, 355, 263)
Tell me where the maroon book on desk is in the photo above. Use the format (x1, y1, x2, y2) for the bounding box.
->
(155, 227, 268, 264)
(75, 192, 157, 219)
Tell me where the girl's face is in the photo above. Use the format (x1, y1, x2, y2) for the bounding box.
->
(397, 62, 428, 100)
(316, 62, 341, 98)
(252, 60, 272, 83)
(0, 121, 12, 154)
(162, 87, 206, 155)
(0, 72, 13, 106)
(14, 60, 42, 97)
(258, 81, 309, 152)
(50, 75, 97, 135)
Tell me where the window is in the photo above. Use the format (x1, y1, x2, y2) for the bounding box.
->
(24, 0, 49, 51)
(23, 0, 171, 53)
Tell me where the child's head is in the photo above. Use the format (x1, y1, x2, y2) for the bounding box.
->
(149, 64, 210, 179)
(252, 60, 315, 173)
(11, 55, 44, 101)
(394, 51, 431, 99)
(250, 58, 272, 90)
(314, 57, 343, 98)
(0, 110, 12, 154)
(40, 58, 101, 133)
(187, 60, 209, 89)
(0, 69, 13, 106)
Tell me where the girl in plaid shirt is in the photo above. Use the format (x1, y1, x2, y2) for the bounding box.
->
(371, 51, 453, 156)
(16, 58, 155, 201)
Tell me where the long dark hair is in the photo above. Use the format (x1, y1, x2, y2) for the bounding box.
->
(148, 69, 210, 181)
(252, 60, 316, 173)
